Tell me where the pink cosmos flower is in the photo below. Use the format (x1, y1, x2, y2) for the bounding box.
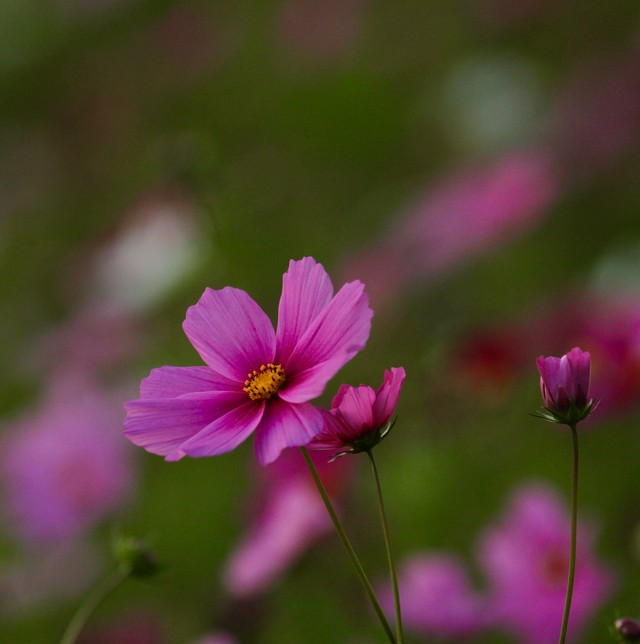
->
(381, 553, 487, 639)
(1, 372, 134, 543)
(222, 448, 350, 597)
(310, 367, 406, 458)
(124, 257, 372, 465)
(536, 347, 595, 425)
(477, 483, 614, 643)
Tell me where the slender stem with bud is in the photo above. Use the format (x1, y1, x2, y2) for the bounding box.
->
(367, 450, 403, 644)
(59, 567, 128, 644)
(300, 446, 397, 644)
(559, 423, 579, 644)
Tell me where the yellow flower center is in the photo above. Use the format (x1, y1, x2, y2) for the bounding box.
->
(243, 363, 286, 401)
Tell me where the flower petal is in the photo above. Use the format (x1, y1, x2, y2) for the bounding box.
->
(278, 280, 372, 403)
(254, 399, 325, 465)
(222, 481, 329, 598)
(567, 347, 591, 405)
(276, 257, 334, 365)
(124, 391, 244, 460)
(140, 366, 237, 399)
(334, 385, 376, 432)
(183, 287, 276, 382)
(372, 367, 406, 426)
(179, 400, 265, 458)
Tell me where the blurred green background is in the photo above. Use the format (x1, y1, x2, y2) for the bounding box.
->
(2, 1, 640, 643)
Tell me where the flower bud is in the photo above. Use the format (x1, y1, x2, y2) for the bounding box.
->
(615, 618, 640, 642)
(534, 347, 596, 426)
(112, 534, 160, 578)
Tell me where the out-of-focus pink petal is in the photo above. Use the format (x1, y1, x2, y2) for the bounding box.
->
(279, 280, 372, 402)
(124, 391, 246, 459)
(276, 257, 334, 365)
(254, 399, 325, 465)
(222, 481, 329, 597)
(372, 367, 406, 425)
(382, 553, 486, 638)
(183, 287, 275, 382)
(477, 483, 614, 643)
(3, 373, 134, 542)
(140, 365, 237, 399)
(179, 400, 265, 458)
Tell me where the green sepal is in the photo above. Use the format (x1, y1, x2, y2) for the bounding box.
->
(530, 399, 598, 427)
(111, 532, 162, 579)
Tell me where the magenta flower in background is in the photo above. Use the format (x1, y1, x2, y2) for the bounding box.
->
(222, 448, 350, 597)
(342, 150, 560, 309)
(536, 347, 595, 425)
(310, 367, 406, 458)
(477, 483, 614, 643)
(124, 257, 372, 465)
(381, 553, 486, 640)
(1, 372, 134, 543)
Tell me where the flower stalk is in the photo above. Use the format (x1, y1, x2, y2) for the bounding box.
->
(59, 567, 128, 644)
(559, 423, 579, 644)
(59, 533, 159, 644)
(367, 449, 403, 644)
(300, 446, 397, 644)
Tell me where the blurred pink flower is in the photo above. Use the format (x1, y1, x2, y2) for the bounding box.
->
(343, 150, 560, 308)
(1, 372, 134, 542)
(222, 448, 350, 597)
(277, 0, 367, 62)
(477, 483, 614, 643)
(311, 367, 406, 458)
(125, 257, 372, 465)
(550, 47, 640, 180)
(381, 553, 486, 640)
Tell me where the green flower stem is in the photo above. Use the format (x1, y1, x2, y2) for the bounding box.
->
(300, 447, 397, 644)
(59, 567, 129, 644)
(559, 423, 579, 644)
(367, 450, 404, 644)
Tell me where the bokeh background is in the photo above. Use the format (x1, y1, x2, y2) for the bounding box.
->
(2, 1, 640, 642)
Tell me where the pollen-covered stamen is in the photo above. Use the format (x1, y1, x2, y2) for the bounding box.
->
(243, 363, 286, 401)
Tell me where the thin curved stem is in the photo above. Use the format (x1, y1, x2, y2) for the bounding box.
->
(300, 447, 397, 644)
(60, 567, 129, 644)
(559, 424, 579, 644)
(367, 450, 403, 644)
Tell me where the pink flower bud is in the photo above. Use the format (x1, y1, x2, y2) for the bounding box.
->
(535, 347, 595, 425)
